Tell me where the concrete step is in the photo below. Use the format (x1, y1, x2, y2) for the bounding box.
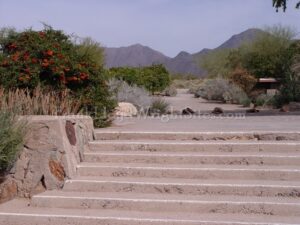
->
(1, 199, 300, 225)
(31, 191, 300, 216)
(94, 131, 300, 141)
(76, 162, 300, 181)
(84, 151, 300, 166)
(89, 140, 300, 153)
(63, 176, 300, 198)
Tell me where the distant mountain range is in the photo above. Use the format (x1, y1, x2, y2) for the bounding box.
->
(104, 28, 264, 77)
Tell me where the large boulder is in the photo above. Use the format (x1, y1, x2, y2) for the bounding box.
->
(115, 102, 138, 117)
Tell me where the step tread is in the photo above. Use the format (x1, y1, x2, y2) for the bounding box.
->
(77, 162, 300, 171)
(90, 140, 300, 144)
(66, 176, 300, 187)
(84, 151, 300, 157)
(1, 199, 300, 224)
(95, 130, 300, 134)
(34, 190, 300, 204)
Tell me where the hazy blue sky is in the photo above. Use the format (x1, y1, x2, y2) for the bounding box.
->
(1, 0, 300, 57)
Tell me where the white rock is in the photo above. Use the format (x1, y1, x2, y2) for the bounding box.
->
(115, 102, 138, 117)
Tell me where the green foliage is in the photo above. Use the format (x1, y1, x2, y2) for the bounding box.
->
(241, 25, 295, 79)
(0, 111, 25, 173)
(273, 40, 300, 106)
(273, 0, 300, 11)
(76, 37, 105, 67)
(141, 64, 171, 93)
(108, 64, 171, 93)
(200, 49, 232, 77)
(0, 26, 115, 127)
(200, 25, 296, 80)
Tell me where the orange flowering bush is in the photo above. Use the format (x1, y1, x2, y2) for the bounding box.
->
(0, 27, 115, 127)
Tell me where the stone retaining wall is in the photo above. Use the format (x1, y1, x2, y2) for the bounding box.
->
(0, 116, 94, 203)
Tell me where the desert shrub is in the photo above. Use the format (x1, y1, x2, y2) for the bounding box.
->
(108, 64, 171, 93)
(240, 97, 252, 107)
(195, 78, 229, 101)
(0, 110, 25, 173)
(195, 78, 248, 104)
(171, 79, 203, 94)
(0, 26, 115, 127)
(223, 85, 249, 104)
(162, 84, 177, 97)
(0, 86, 82, 115)
(149, 98, 170, 115)
(108, 78, 152, 110)
(230, 67, 257, 94)
(273, 41, 300, 107)
(255, 94, 275, 107)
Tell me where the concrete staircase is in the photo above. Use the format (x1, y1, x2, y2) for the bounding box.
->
(1, 131, 300, 225)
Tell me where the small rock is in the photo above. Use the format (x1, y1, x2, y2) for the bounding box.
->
(182, 107, 195, 115)
(280, 104, 289, 112)
(212, 107, 223, 114)
(246, 108, 260, 113)
(115, 102, 138, 117)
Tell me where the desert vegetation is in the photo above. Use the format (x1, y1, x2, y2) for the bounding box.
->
(0, 25, 116, 127)
(0, 86, 82, 115)
(108, 78, 152, 111)
(108, 64, 171, 94)
(0, 111, 25, 174)
(199, 25, 300, 107)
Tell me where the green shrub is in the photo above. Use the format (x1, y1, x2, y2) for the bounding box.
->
(0, 26, 115, 127)
(108, 64, 171, 93)
(149, 98, 170, 115)
(0, 111, 25, 173)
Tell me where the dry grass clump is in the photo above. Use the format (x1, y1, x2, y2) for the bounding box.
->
(0, 86, 82, 115)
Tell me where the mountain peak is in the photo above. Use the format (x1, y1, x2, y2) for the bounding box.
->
(216, 28, 264, 50)
(104, 28, 264, 77)
(176, 51, 191, 58)
(129, 43, 145, 48)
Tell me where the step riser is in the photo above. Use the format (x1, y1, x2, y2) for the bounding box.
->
(31, 196, 300, 216)
(89, 143, 300, 153)
(95, 132, 300, 141)
(0, 215, 284, 225)
(63, 181, 300, 198)
(77, 166, 300, 181)
(84, 154, 300, 166)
